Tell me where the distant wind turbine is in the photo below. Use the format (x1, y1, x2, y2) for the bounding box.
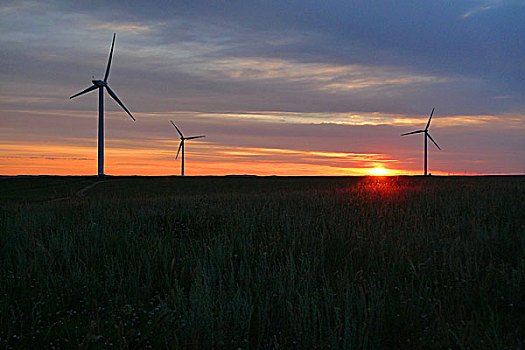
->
(170, 121, 205, 176)
(401, 108, 441, 176)
(70, 33, 135, 177)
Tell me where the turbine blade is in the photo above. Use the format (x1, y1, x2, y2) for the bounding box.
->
(170, 120, 184, 138)
(401, 130, 425, 136)
(425, 107, 435, 130)
(104, 33, 116, 82)
(427, 133, 441, 150)
(105, 85, 135, 121)
(176, 141, 183, 159)
(185, 135, 205, 140)
(70, 84, 97, 99)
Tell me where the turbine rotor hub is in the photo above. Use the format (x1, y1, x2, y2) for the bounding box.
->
(92, 80, 107, 87)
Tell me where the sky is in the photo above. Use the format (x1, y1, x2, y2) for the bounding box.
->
(1, 0, 524, 176)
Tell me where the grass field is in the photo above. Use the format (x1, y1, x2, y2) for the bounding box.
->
(1, 176, 524, 348)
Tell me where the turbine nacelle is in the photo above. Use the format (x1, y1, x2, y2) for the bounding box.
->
(92, 80, 107, 87)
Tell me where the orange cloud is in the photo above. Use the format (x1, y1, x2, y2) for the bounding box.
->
(0, 140, 410, 176)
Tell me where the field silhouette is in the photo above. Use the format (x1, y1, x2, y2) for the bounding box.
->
(1, 176, 523, 348)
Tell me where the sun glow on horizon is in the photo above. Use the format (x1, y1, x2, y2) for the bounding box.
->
(367, 166, 391, 176)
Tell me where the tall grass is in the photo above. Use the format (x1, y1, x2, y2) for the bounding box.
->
(1, 176, 524, 348)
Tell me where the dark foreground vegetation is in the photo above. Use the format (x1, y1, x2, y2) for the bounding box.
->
(1, 176, 524, 349)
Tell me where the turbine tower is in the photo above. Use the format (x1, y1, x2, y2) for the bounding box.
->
(401, 108, 441, 176)
(170, 120, 205, 176)
(70, 33, 135, 177)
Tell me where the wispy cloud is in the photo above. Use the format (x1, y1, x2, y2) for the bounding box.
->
(0, 1, 38, 14)
(138, 110, 525, 128)
(87, 21, 154, 34)
(0, 155, 92, 161)
(191, 58, 448, 92)
(461, 5, 494, 18)
(0, 96, 56, 104)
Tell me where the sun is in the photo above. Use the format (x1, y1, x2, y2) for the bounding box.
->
(368, 167, 390, 176)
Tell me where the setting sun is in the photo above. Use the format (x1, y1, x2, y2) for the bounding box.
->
(368, 167, 390, 176)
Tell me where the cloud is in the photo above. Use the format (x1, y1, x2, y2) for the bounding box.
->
(87, 21, 154, 34)
(2, 1, 523, 116)
(0, 155, 92, 161)
(190, 57, 449, 92)
(461, 5, 494, 18)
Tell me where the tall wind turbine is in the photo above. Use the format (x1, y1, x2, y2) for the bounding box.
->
(170, 120, 205, 176)
(401, 108, 441, 176)
(70, 33, 135, 177)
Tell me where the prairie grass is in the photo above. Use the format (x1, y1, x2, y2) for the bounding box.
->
(0, 176, 524, 348)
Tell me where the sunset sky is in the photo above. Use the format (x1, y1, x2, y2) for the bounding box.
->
(1, 1, 524, 176)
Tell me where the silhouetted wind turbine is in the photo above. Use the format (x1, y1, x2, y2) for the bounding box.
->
(401, 108, 441, 176)
(70, 33, 135, 177)
(170, 120, 205, 176)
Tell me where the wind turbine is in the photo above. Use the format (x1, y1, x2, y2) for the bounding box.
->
(170, 120, 205, 176)
(401, 108, 441, 176)
(70, 33, 135, 177)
